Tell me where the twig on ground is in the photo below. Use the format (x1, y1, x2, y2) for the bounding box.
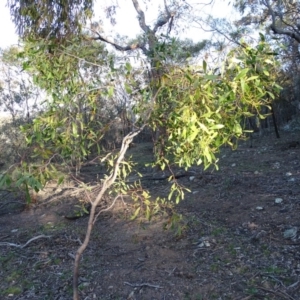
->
(287, 280, 300, 290)
(240, 296, 253, 300)
(0, 235, 10, 241)
(124, 281, 163, 289)
(265, 274, 285, 287)
(0, 200, 25, 210)
(255, 286, 295, 300)
(0, 234, 51, 249)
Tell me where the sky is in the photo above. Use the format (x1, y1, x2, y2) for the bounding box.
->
(0, 2, 19, 49)
(0, 0, 237, 49)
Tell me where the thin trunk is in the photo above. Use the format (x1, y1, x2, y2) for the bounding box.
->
(271, 103, 280, 139)
(73, 127, 144, 300)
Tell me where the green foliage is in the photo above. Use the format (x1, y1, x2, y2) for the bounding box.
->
(0, 26, 281, 212)
(0, 160, 63, 203)
(105, 155, 160, 221)
(8, 0, 93, 40)
(163, 212, 187, 238)
(146, 39, 281, 201)
(0, 46, 40, 120)
(150, 36, 209, 63)
(151, 42, 279, 169)
(18, 38, 112, 174)
(0, 36, 129, 202)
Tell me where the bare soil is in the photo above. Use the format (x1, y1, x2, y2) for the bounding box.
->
(1, 131, 300, 300)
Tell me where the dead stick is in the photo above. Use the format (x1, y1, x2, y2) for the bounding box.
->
(124, 282, 163, 289)
(0, 235, 51, 248)
(255, 286, 295, 300)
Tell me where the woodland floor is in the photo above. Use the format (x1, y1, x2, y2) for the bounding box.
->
(1, 130, 300, 300)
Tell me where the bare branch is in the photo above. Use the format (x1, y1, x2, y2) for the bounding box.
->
(91, 31, 148, 54)
(73, 126, 146, 300)
(93, 194, 121, 224)
(132, 0, 151, 33)
(92, 32, 141, 51)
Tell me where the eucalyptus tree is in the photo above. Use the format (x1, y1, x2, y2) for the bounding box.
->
(3, 1, 283, 299)
(0, 46, 40, 121)
(234, 0, 300, 43)
(0, 46, 42, 166)
(91, 0, 210, 157)
(234, 0, 300, 116)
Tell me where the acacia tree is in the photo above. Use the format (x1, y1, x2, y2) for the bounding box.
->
(4, 1, 282, 299)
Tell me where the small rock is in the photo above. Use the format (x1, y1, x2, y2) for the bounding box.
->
(192, 191, 199, 194)
(79, 277, 88, 282)
(254, 171, 259, 175)
(231, 163, 236, 167)
(256, 206, 264, 211)
(284, 227, 297, 239)
(286, 172, 292, 176)
(11, 229, 18, 233)
(80, 282, 90, 287)
(203, 241, 210, 247)
(196, 237, 211, 248)
(189, 176, 195, 181)
(288, 178, 295, 182)
(275, 198, 283, 204)
(250, 230, 267, 242)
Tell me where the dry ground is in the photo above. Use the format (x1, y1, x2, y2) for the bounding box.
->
(0, 130, 300, 300)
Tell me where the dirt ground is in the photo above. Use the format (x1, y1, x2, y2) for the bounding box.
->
(1, 130, 300, 300)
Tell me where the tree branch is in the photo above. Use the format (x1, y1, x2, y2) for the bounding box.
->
(264, 0, 300, 43)
(153, 0, 175, 33)
(73, 126, 145, 300)
(92, 32, 147, 52)
(92, 0, 173, 55)
(132, 0, 151, 33)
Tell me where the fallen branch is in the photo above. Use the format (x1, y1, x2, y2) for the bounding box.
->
(0, 235, 51, 249)
(124, 281, 163, 289)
